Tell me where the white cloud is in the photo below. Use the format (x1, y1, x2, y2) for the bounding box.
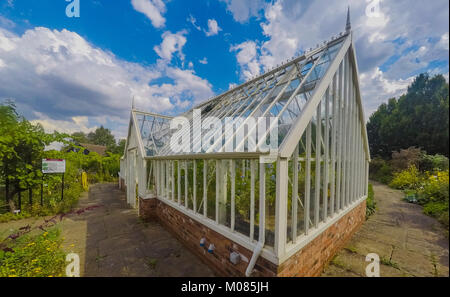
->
(360, 67, 415, 118)
(229, 0, 449, 119)
(205, 19, 222, 37)
(154, 30, 187, 62)
(131, 0, 166, 28)
(0, 27, 214, 136)
(0, 15, 15, 29)
(188, 14, 201, 31)
(31, 112, 96, 135)
(199, 57, 208, 64)
(230, 41, 261, 80)
(220, 0, 266, 23)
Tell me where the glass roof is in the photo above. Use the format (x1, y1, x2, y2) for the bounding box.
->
(135, 112, 172, 156)
(135, 33, 348, 157)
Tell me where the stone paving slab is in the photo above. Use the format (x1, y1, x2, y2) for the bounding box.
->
(322, 181, 449, 277)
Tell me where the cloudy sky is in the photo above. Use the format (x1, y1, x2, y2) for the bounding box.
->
(0, 0, 448, 139)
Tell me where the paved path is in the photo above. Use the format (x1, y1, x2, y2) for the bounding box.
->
(322, 181, 449, 277)
(0, 183, 214, 277)
(66, 183, 216, 276)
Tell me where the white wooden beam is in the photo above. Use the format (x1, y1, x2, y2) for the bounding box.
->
(280, 34, 352, 158)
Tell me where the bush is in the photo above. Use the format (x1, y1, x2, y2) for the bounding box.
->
(389, 165, 422, 190)
(391, 147, 422, 171)
(419, 153, 449, 172)
(369, 157, 394, 184)
(366, 183, 376, 218)
(389, 165, 449, 229)
(0, 228, 66, 277)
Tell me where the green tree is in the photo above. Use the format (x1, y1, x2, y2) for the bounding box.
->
(0, 103, 53, 205)
(367, 73, 449, 157)
(70, 132, 88, 144)
(87, 126, 116, 149)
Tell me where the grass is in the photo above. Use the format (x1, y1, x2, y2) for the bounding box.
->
(146, 257, 158, 269)
(380, 256, 400, 270)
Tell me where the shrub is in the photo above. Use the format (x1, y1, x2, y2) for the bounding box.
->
(391, 147, 422, 171)
(419, 153, 449, 172)
(366, 183, 376, 218)
(369, 157, 394, 184)
(0, 228, 66, 277)
(389, 165, 422, 190)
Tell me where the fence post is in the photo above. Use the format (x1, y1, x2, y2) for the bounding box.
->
(40, 175, 44, 206)
(61, 173, 65, 201)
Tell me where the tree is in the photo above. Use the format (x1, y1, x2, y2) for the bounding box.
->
(367, 73, 449, 157)
(70, 132, 88, 144)
(87, 126, 116, 149)
(109, 139, 126, 155)
(0, 103, 52, 205)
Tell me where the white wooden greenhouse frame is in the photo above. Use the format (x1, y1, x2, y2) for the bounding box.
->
(120, 25, 370, 271)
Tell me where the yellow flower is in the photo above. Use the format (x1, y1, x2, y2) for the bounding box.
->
(46, 247, 52, 251)
(9, 275, 17, 277)
(43, 232, 48, 237)
(70, 244, 75, 247)
(27, 242, 35, 247)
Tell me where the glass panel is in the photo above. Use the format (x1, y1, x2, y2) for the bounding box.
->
(264, 162, 276, 248)
(206, 160, 216, 221)
(234, 159, 250, 238)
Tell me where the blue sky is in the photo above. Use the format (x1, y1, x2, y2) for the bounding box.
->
(0, 0, 448, 139)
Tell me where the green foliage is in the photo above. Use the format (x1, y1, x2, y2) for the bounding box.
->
(389, 165, 449, 228)
(366, 184, 376, 218)
(0, 102, 53, 203)
(70, 132, 88, 144)
(419, 153, 449, 172)
(0, 102, 120, 221)
(369, 157, 394, 184)
(87, 126, 116, 150)
(109, 139, 126, 155)
(367, 74, 449, 158)
(0, 228, 66, 277)
(389, 165, 422, 190)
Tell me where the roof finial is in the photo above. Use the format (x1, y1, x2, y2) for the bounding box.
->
(131, 96, 135, 110)
(345, 6, 351, 32)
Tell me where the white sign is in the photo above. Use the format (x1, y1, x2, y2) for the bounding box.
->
(42, 159, 66, 174)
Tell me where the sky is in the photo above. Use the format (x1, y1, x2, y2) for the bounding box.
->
(0, 0, 448, 140)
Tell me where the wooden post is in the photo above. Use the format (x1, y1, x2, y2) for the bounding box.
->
(61, 173, 65, 201)
(40, 175, 44, 206)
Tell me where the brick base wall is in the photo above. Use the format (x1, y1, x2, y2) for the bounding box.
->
(155, 200, 277, 277)
(138, 197, 157, 222)
(277, 200, 366, 276)
(139, 197, 366, 277)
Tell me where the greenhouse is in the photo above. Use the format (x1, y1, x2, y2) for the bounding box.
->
(119, 14, 370, 277)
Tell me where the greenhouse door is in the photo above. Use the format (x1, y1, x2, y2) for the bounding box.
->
(127, 149, 137, 208)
